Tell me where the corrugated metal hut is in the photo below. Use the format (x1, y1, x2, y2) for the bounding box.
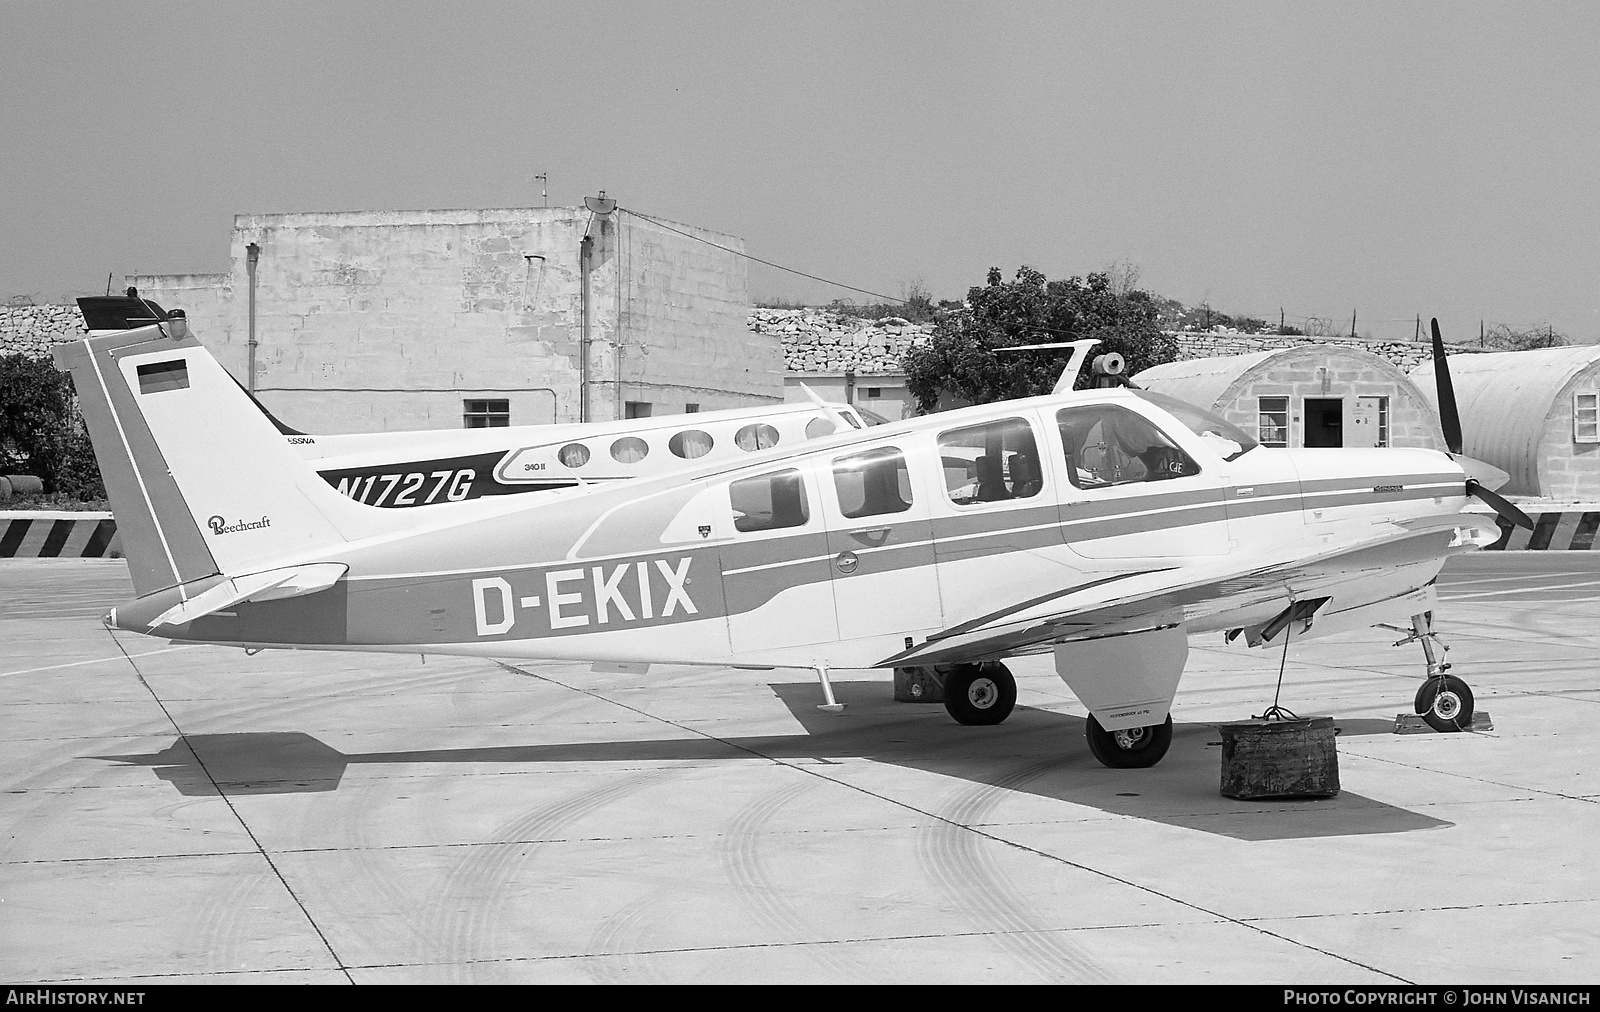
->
(1410, 346, 1600, 499)
(1134, 346, 1446, 451)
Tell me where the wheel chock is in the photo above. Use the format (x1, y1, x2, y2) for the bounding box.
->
(1393, 711, 1494, 734)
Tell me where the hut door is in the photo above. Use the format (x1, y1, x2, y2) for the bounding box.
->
(1348, 397, 1383, 448)
(1303, 398, 1343, 447)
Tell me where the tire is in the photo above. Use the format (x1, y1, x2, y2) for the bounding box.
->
(1415, 675, 1474, 733)
(941, 662, 1016, 726)
(1085, 713, 1173, 768)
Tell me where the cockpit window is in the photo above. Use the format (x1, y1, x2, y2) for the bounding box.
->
(1057, 405, 1200, 488)
(1133, 390, 1257, 461)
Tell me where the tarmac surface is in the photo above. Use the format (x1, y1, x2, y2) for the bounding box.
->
(2, 553, 1597, 984)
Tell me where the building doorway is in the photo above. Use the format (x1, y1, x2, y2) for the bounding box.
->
(1303, 398, 1343, 447)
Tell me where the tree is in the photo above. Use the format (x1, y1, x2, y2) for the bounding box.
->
(900, 266, 1178, 413)
(0, 353, 104, 499)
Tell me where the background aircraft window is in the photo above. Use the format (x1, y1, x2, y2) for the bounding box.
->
(735, 423, 780, 451)
(937, 417, 1042, 505)
(730, 469, 811, 532)
(832, 446, 912, 519)
(805, 417, 837, 440)
(1056, 405, 1199, 489)
(610, 436, 649, 464)
(668, 429, 714, 459)
(557, 443, 591, 468)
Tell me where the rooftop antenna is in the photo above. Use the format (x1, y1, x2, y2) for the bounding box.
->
(534, 172, 547, 208)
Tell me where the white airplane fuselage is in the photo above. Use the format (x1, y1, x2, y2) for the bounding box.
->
(113, 387, 1479, 673)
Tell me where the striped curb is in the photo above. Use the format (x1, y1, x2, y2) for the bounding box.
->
(0, 512, 122, 558)
(1488, 510, 1600, 551)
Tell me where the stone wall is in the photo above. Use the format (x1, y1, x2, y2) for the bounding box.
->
(751, 311, 1471, 379)
(0, 304, 86, 358)
(750, 308, 929, 375)
(1170, 331, 1477, 373)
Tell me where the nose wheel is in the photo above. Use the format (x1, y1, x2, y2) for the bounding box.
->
(1415, 674, 1475, 733)
(1399, 611, 1476, 733)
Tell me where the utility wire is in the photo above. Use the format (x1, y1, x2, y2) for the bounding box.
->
(616, 206, 906, 305)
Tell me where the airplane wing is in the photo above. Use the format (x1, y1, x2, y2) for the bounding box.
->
(880, 513, 1497, 668)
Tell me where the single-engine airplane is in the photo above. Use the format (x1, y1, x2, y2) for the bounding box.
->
(76, 294, 867, 509)
(56, 316, 1530, 768)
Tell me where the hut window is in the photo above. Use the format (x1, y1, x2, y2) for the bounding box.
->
(1577, 392, 1599, 443)
(1258, 397, 1289, 447)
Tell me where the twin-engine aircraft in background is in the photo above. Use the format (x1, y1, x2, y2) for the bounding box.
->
(76, 295, 867, 509)
(57, 313, 1530, 769)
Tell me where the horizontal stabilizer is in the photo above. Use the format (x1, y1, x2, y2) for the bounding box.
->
(151, 563, 348, 628)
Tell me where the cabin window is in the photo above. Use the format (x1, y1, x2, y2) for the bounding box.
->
(938, 417, 1043, 505)
(463, 399, 510, 428)
(558, 443, 591, 468)
(805, 417, 837, 440)
(669, 429, 714, 459)
(1258, 397, 1289, 447)
(610, 436, 649, 464)
(730, 469, 811, 532)
(833, 447, 912, 519)
(1576, 392, 1599, 443)
(1057, 405, 1199, 489)
(735, 423, 780, 451)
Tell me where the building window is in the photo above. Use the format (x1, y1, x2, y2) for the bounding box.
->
(1377, 396, 1390, 448)
(1258, 397, 1289, 447)
(866, 387, 881, 399)
(464, 399, 510, 428)
(625, 401, 653, 419)
(1576, 392, 1599, 443)
(685, 403, 700, 414)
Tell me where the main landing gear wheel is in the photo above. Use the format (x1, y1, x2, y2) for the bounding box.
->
(1415, 674, 1475, 733)
(941, 662, 1016, 726)
(1085, 714, 1173, 769)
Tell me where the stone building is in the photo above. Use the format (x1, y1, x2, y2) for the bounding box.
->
(128, 204, 782, 433)
(1410, 346, 1600, 500)
(1134, 346, 1447, 451)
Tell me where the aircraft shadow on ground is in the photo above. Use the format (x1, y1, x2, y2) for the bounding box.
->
(93, 681, 1450, 842)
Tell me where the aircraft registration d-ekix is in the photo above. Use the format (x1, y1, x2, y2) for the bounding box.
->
(56, 316, 1531, 768)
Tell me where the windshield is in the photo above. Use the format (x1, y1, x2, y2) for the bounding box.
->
(1133, 390, 1258, 461)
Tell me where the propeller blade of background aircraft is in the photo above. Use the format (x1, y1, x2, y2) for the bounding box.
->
(1431, 318, 1464, 455)
(1467, 478, 1534, 530)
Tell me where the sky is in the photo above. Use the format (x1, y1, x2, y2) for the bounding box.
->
(3, 0, 1598, 343)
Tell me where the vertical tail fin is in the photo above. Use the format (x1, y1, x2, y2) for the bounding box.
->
(54, 324, 405, 596)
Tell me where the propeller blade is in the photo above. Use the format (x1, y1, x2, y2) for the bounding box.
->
(1467, 478, 1533, 530)
(1431, 318, 1464, 455)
